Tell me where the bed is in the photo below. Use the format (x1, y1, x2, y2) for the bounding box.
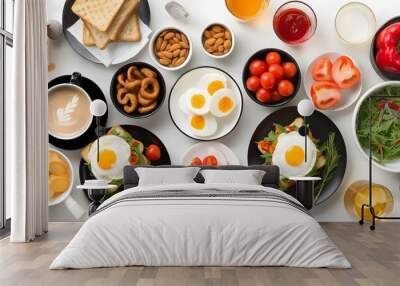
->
(50, 165, 350, 269)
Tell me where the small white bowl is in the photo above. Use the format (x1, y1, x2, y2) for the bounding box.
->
(304, 52, 362, 112)
(149, 27, 193, 72)
(352, 81, 400, 173)
(200, 23, 235, 59)
(48, 148, 74, 206)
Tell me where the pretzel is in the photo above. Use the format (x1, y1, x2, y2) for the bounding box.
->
(140, 77, 160, 100)
(140, 68, 157, 78)
(117, 88, 129, 105)
(123, 93, 138, 113)
(125, 79, 141, 93)
(117, 74, 126, 87)
(138, 92, 154, 106)
(127, 66, 144, 82)
(138, 101, 157, 114)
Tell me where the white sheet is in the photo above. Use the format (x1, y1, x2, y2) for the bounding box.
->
(50, 183, 350, 269)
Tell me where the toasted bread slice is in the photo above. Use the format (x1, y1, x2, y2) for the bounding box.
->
(71, 0, 125, 32)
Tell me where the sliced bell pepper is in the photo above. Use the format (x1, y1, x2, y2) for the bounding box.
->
(375, 22, 400, 74)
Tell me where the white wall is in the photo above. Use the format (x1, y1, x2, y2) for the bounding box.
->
(47, 0, 400, 222)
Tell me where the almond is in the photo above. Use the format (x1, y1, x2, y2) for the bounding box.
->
(164, 32, 175, 40)
(160, 40, 168, 51)
(224, 30, 232, 40)
(179, 41, 189, 49)
(159, 58, 171, 66)
(174, 57, 186, 66)
(224, 40, 232, 50)
(212, 25, 224, 33)
(168, 43, 181, 52)
(180, 49, 187, 58)
(204, 38, 216, 47)
(213, 32, 225, 39)
(172, 49, 181, 57)
(156, 37, 163, 51)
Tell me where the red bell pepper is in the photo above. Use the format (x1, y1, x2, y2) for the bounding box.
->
(375, 22, 400, 74)
(377, 101, 400, 111)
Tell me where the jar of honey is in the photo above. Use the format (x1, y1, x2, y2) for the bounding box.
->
(225, 0, 267, 21)
(344, 180, 394, 221)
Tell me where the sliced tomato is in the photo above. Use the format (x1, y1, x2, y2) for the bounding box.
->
(310, 81, 341, 110)
(332, 56, 361, 89)
(191, 157, 202, 166)
(257, 140, 270, 154)
(311, 57, 332, 81)
(202, 155, 218, 166)
(130, 152, 139, 165)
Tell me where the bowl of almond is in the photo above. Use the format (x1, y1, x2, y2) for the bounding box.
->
(201, 23, 235, 59)
(149, 27, 192, 71)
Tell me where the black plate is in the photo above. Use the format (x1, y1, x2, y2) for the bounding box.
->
(247, 106, 347, 205)
(243, 48, 301, 107)
(62, 0, 151, 64)
(168, 66, 244, 142)
(110, 62, 166, 118)
(79, 125, 171, 199)
(48, 74, 108, 150)
(370, 16, 400, 81)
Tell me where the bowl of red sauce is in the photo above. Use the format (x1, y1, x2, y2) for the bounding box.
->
(273, 1, 317, 45)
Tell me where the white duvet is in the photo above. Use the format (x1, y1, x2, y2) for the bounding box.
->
(50, 183, 350, 269)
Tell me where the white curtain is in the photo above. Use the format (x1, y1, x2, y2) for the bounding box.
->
(7, 0, 48, 242)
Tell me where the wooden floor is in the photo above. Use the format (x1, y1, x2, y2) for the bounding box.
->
(0, 222, 399, 286)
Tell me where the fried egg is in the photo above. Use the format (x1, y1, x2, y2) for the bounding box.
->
(88, 135, 131, 181)
(272, 132, 317, 178)
(199, 73, 228, 96)
(188, 114, 217, 137)
(209, 88, 237, 117)
(182, 88, 210, 115)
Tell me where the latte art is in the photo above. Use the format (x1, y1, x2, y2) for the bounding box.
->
(48, 84, 92, 140)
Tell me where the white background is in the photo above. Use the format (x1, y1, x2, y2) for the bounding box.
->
(47, 0, 400, 222)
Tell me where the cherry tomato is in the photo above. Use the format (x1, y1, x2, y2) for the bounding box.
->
(282, 62, 298, 78)
(191, 157, 202, 166)
(256, 88, 273, 103)
(257, 140, 270, 154)
(246, 75, 261, 92)
(249, 60, 268, 76)
(260, 72, 276, 89)
(310, 81, 341, 110)
(266, 51, 282, 66)
(277, 80, 295, 97)
(332, 56, 361, 89)
(145, 144, 161, 161)
(271, 90, 283, 102)
(268, 64, 284, 81)
(312, 57, 333, 81)
(130, 152, 139, 165)
(202, 155, 218, 166)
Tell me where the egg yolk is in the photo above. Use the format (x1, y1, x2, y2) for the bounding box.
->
(218, 96, 234, 113)
(191, 115, 205, 130)
(98, 149, 117, 170)
(191, 94, 206, 109)
(285, 145, 304, 167)
(208, 80, 225, 95)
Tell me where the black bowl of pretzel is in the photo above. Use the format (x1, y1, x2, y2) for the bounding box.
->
(110, 62, 166, 118)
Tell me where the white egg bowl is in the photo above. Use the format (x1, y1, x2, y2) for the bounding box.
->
(304, 52, 362, 112)
(48, 148, 74, 206)
(168, 66, 243, 141)
(352, 81, 400, 173)
(149, 27, 193, 72)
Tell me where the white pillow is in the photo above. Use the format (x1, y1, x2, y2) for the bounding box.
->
(136, 167, 200, 186)
(200, 169, 266, 185)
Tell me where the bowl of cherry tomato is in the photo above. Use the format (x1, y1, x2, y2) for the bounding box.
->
(243, 49, 301, 107)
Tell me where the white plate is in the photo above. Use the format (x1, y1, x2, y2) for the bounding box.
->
(169, 66, 243, 141)
(352, 81, 400, 173)
(304, 52, 362, 112)
(181, 142, 240, 166)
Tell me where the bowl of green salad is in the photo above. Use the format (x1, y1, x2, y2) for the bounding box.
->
(353, 81, 400, 173)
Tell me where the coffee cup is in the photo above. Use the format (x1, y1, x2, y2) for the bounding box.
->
(48, 72, 93, 140)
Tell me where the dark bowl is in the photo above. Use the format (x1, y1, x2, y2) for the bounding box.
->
(110, 62, 166, 118)
(242, 48, 301, 107)
(370, 16, 400, 81)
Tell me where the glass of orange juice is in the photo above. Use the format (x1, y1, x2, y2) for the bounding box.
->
(225, 0, 267, 21)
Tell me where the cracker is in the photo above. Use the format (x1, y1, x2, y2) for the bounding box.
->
(82, 0, 139, 49)
(118, 14, 141, 42)
(83, 24, 95, 46)
(71, 0, 125, 32)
